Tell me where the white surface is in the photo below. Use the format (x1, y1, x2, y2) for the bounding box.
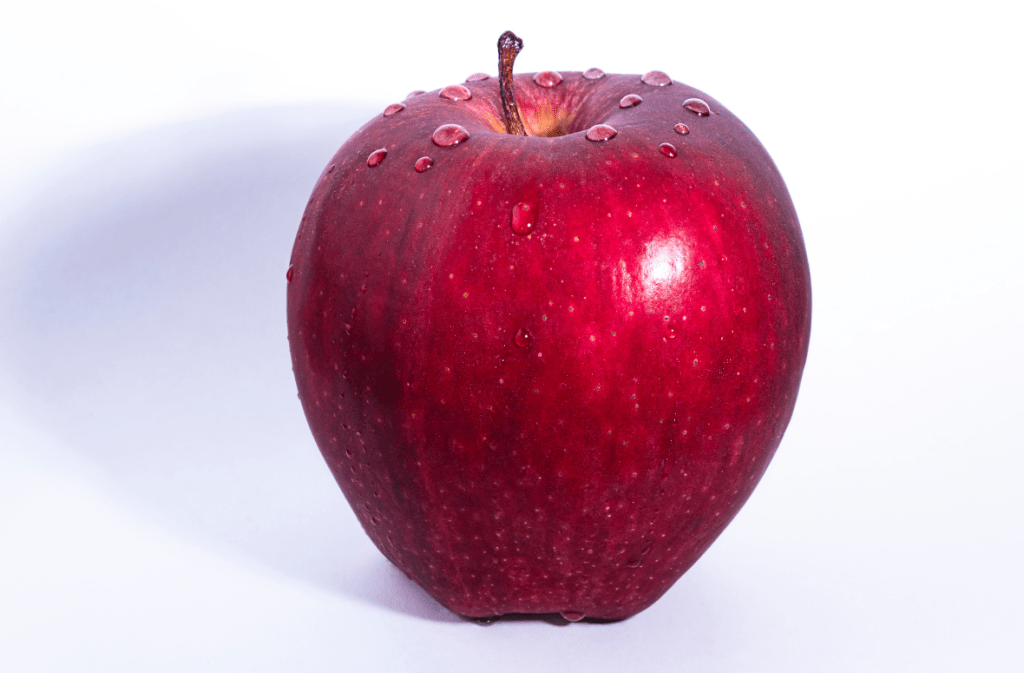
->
(1, 1, 1022, 670)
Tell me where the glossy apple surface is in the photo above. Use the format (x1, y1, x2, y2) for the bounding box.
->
(287, 64, 810, 620)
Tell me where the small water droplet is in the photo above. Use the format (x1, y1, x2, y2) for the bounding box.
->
(683, 98, 711, 116)
(514, 328, 532, 348)
(642, 70, 672, 86)
(619, 94, 643, 108)
(626, 558, 641, 568)
(465, 72, 490, 81)
(367, 148, 387, 167)
(659, 142, 677, 158)
(360, 284, 367, 293)
(432, 124, 470, 147)
(406, 90, 426, 99)
(561, 611, 585, 622)
(718, 253, 728, 264)
(327, 163, 336, 172)
(583, 68, 605, 80)
(510, 202, 537, 235)
(586, 124, 617, 141)
(439, 84, 472, 101)
(666, 324, 677, 338)
(674, 123, 690, 135)
(414, 156, 434, 172)
(533, 71, 563, 87)
(286, 265, 294, 282)
(383, 103, 406, 117)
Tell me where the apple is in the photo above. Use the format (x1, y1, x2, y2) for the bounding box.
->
(287, 31, 810, 621)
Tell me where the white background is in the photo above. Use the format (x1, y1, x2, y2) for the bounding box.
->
(1, 1, 1021, 670)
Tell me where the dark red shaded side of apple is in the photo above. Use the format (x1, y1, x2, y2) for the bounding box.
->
(287, 72, 811, 619)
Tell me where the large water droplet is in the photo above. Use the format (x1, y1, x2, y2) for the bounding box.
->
(439, 84, 472, 101)
(619, 94, 643, 108)
(533, 71, 563, 87)
(514, 328, 532, 348)
(666, 324, 677, 338)
(511, 202, 537, 235)
(659, 142, 677, 158)
(674, 123, 690, 135)
(626, 558, 641, 568)
(682, 98, 711, 116)
(367, 148, 387, 167)
(286, 265, 294, 282)
(406, 90, 426, 99)
(466, 72, 490, 81)
(642, 71, 672, 86)
(432, 124, 470, 147)
(561, 612, 585, 622)
(383, 103, 405, 117)
(586, 124, 617, 141)
(583, 68, 605, 80)
(414, 156, 434, 172)
(327, 163, 336, 173)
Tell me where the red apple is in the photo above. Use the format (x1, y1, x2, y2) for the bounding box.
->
(287, 32, 810, 620)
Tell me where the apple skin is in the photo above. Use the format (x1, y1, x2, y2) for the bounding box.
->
(287, 71, 810, 620)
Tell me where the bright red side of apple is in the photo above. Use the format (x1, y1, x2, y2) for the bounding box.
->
(287, 69, 810, 620)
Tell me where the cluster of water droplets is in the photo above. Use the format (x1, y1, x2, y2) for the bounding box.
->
(369, 68, 715, 172)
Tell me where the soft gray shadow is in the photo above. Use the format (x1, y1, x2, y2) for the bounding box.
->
(0, 103, 455, 622)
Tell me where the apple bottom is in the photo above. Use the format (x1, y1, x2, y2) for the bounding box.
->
(305, 331, 793, 621)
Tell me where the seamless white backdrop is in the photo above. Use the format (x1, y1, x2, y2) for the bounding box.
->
(1, 1, 1022, 670)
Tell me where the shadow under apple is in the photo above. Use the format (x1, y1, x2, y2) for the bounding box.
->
(0, 103, 459, 622)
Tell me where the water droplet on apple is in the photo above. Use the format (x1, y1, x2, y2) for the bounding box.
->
(383, 103, 406, 117)
(619, 94, 643, 108)
(432, 124, 470, 147)
(514, 328, 532, 348)
(327, 163, 336, 172)
(641, 70, 672, 86)
(510, 202, 537, 235)
(683, 98, 711, 116)
(586, 124, 617, 142)
(367, 148, 387, 167)
(439, 84, 472, 101)
(414, 156, 434, 172)
(286, 265, 294, 282)
(626, 558, 641, 568)
(533, 71, 563, 87)
(583, 68, 605, 80)
(360, 284, 367, 293)
(666, 324, 677, 338)
(674, 123, 690, 135)
(406, 90, 426, 99)
(659, 142, 677, 158)
(718, 253, 728, 264)
(561, 611, 585, 622)
(466, 72, 490, 81)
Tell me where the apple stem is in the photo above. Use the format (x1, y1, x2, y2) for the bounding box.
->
(498, 31, 528, 136)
